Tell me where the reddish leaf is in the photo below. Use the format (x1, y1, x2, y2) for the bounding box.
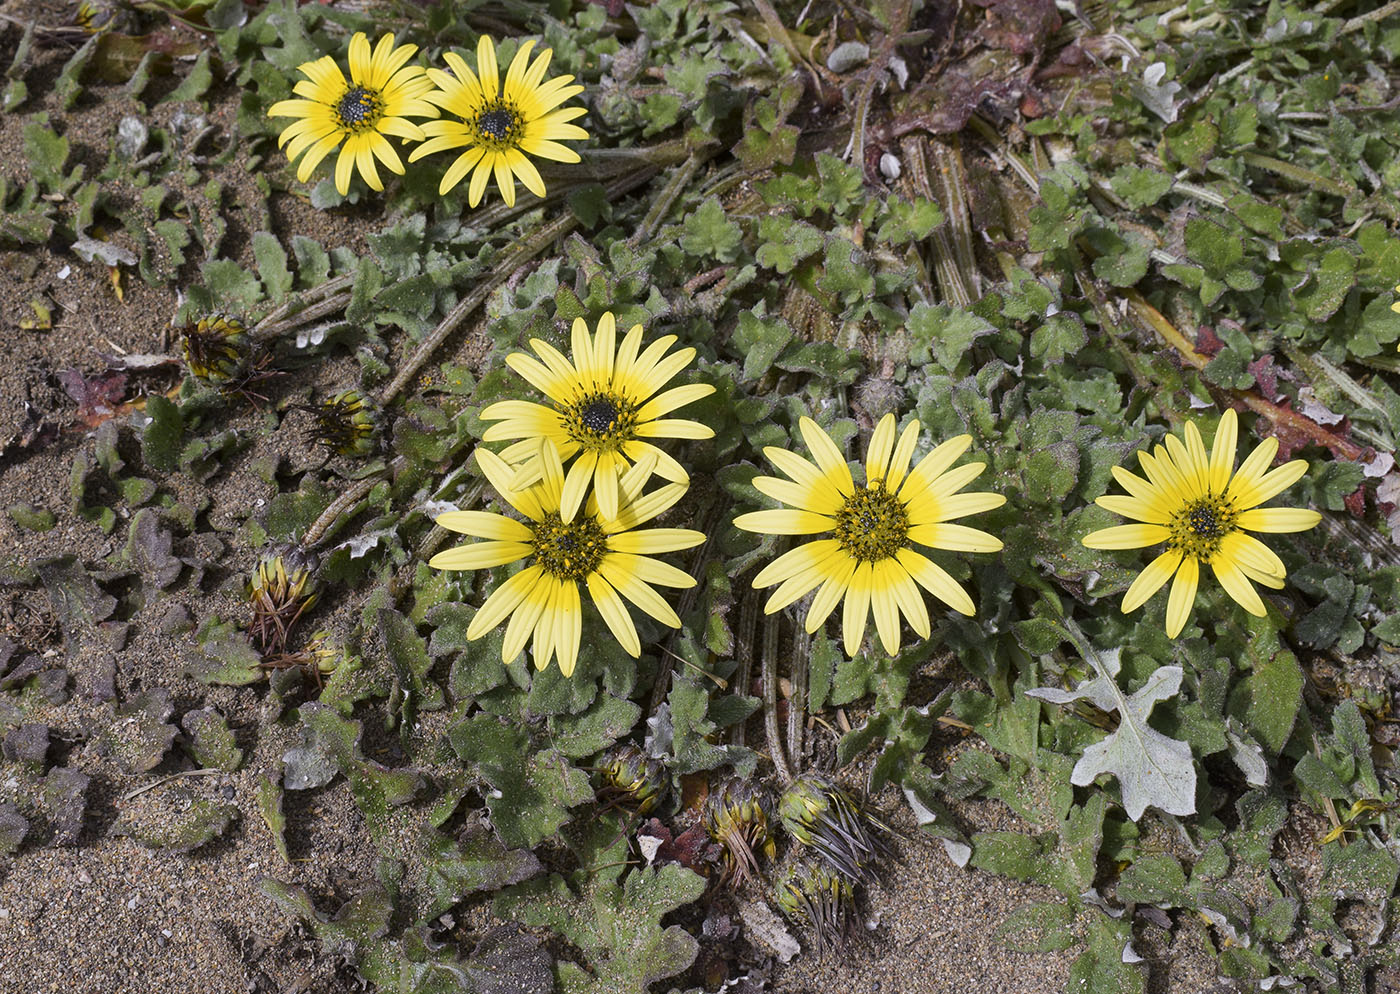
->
(1194, 325, 1226, 358)
(639, 817, 711, 871)
(975, 0, 1061, 57)
(1246, 354, 1279, 400)
(57, 367, 127, 427)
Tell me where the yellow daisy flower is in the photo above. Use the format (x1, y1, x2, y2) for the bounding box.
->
(1081, 408, 1322, 637)
(480, 312, 715, 523)
(267, 32, 437, 196)
(734, 414, 1005, 657)
(408, 35, 588, 206)
(428, 441, 704, 677)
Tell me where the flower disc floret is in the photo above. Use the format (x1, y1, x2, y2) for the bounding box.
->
(479, 312, 715, 523)
(733, 413, 1004, 656)
(531, 511, 607, 581)
(409, 35, 589, 206)
(1081, 408, 1322, 637)
(267, 32, 436, 195)
(834, 484, 909, 563)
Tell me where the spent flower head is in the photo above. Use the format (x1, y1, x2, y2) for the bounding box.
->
(409, 35, 588, 206)
(480, 312, 714, 523)
(247, 549, 319, 655)
(772, 856, 857, 958)
(267, 32, 436, 195)
(597, 743, 667, 815)
(778, 773, 893, 885)
(181, 315, 251, 385)
(427, 440, 704, 677)
(734, 413, 1004, 656)
(1081, 408, 1322, 637)
(305, 389, 378, 458)
(702, 777, 776, 885)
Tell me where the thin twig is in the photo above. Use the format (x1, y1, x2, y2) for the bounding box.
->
(300, 457, 404, 549)
(761, 612, 794, 787)
(1122, 290, 1370, 463)
(120, 768, 224, 802)
(252, 273, 355, 339)
(730, 590, 762, 748)
(1342, 0, 1400, 34)
(786, 624, 809, 771)
(253, 290, 353, 342)
(628, 151, 706, 249)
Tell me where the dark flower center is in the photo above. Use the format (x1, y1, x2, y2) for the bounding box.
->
(1188, 505, 1224, 539)
(580, 399, 618, 433)
(1168, 493, 1239, 562)
(563, 391, 639, 452)
(337, 86, 383, 131)
(478, 107, 517, 141)
(834, 484, 909, 563)
(532, 511, 607, 581)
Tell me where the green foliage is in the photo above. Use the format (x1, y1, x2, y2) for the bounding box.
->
(495, 822, 705, 994)
(447, 714, 592, 849)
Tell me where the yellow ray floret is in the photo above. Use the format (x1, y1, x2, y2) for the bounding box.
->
(408, 35, 589, 206)
(479, 312, 715, 524)
(267, 32, 437, 196)
(734, 414, 1005, 657)
(1082, 408, 1321, 637)
(427, 441, 704, 677)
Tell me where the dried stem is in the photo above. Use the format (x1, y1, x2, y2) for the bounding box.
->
(300, 456, 403, 549)
(786, 625, 809, 770)
(762, 612, 794, 787)
(730, 590, 762, 748)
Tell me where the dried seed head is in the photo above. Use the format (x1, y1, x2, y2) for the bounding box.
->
(247, 547, 319, 655)
(598, 743, 667, 815)
(772, 856, 857, 958)
(778, 773, 892, 884)
(180, 316, 251, 385)
(702, 778, 775, 885)
(305, 389, 378, 458)
(306, 631, 344, 675)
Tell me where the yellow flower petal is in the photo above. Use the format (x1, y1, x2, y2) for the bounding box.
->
(467, 565, 543, 639)
(907, 522, 1004, 553)
(1208, 408, 1238, 494)
(733, 509, 836, 535)
(896, 548, 974, 615)
(1120, 549, 1183, 613)
(865, 414, 897, 486)
(554, 580, 582, 677)
(428, 541, 533, 571)
(1082, 523, 1172, 550)
(798, 418, 856, 499)
(1211, 555, 1266, 619)
(1235, 507, 1322, 533)
(1165, 555, 1199, 638)
(434, 510, 533, 542)
(841, 561, 873, 656)
(587, 573, 640, 657)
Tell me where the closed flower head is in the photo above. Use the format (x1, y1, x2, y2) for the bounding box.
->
(734, 414, 1004, 656)
(428, 440, 704, 676)
(409, 35, 588, 206)
(1081, 408, 1322, 637)
(267, 32, 436, 195)
(479, 312, 714, 523)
